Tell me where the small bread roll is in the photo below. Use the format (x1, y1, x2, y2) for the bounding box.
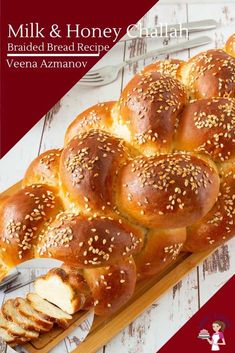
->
(184, 160, 235, 252)
(179, 49, 235, 99)
(134, 227, 186, 279)
(141, 59, 184, 80)
(60, 130, 133, 213)
(117, 153, 220, 228)
(64, 101, 115, 145)
(0, 185, 63, 268)
(114, 71, 187, 155)
(176, 97, 235, 162)
(84, 257, 136, 316)
(36, 212, 144, 268)
(23, 149, 62, 189)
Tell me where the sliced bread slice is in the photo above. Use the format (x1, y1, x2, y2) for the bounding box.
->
(0, 326, 16, 345)
(27, 293, 72, 328)
(14, 298, 53, 332)
(2, 299, 39, 339)
(0, 310, 28, 337)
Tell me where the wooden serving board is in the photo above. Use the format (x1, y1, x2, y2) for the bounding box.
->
(1, 182, 215, 353)
(24, 311, 91, 353)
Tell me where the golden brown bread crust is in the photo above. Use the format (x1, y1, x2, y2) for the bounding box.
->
(134, 228, 186, 279)
(184, 161, 235, 252)
(0, 185, 63, 268)
(224, 34, 235, 57)
(60, 130, 133, 213)
(83, 257, 136, 316)
(117, 153, 220, 228)
(114, 72, 187, 155)
(23, 149, 62, 189)
(61, 265, 93, 309)
(179, 49, 235, 99)
(176, 97, 235, 162)
(36, 212, 144, 268)
(64, 101, 115, 145)
(141, 59, 185, 80)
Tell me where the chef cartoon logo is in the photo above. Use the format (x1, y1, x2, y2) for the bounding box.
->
(198, 320, 226, 351)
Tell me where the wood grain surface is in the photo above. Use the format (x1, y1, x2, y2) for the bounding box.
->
(0, 0, 234, 352)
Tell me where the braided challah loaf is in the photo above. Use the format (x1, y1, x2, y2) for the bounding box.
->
(0, 39, 234, 316)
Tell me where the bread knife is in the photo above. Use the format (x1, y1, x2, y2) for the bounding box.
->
(4, 278, 35, 293)
(0, 271, 21, 289)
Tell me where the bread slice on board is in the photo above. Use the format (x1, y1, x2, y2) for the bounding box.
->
(27, 293, 72, 328)
(2, 299, 39, 339)
(0, 326, 17, 345)
(0, 310, 29, 337)
(14, 297, 53, 332)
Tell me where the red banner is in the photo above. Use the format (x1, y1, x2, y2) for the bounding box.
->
(0, 0, 158, 157)
(158, 276, 235, 353)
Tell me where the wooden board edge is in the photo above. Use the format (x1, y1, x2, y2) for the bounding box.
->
(24, 311, 91, 353)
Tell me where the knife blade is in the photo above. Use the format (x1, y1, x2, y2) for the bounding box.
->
(4, 278, 35, 293)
